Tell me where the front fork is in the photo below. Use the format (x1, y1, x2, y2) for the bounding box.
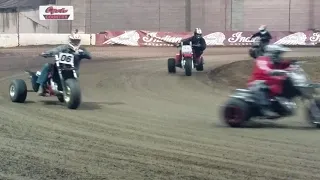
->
(181, 58, 194, 69)
(57, 68, 67, 97)
(56, 67, 78, 97)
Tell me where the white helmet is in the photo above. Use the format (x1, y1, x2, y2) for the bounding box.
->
(68, 29, 81, 50)
(259, 25, 267, 34)
(194, 28, 202, 39)
(264, 45, 291, 63)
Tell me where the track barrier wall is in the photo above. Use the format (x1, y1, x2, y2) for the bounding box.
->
(0, 33, 96, 48)
(2, 30, 320, 48)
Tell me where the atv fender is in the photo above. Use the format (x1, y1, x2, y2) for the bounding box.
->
(229, 89, 255, 103)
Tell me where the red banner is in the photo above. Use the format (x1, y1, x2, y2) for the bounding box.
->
(95, 30, 320, 46)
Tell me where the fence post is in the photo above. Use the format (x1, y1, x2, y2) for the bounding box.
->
(158, 0, 160, 31)
(17, 3, 20, 46)
(230, 0, 232, 31)
(309, 0, 314, 29)
(185, 0, 191, 31)
(89, 0, 92, 45)
(288, 0, 291, 31)
(224, 0, 227, 31)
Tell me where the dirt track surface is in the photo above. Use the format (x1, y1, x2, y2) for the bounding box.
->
(1, 47, 320, 180)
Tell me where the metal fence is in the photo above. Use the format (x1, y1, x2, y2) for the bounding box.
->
(1, 0, 319, 34)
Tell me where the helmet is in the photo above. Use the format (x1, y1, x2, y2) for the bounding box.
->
(264, 45, 291, 64)
(259, 25, 267, 34)
(68, 29, 81, 51)
(194, 28, 202, 39)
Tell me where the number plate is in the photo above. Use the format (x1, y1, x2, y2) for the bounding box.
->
(181, 45, 192, 54)
(58, 53, 74, 66)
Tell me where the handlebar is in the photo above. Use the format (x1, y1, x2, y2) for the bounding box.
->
(269, 63, 303, 76)
(269, 69, 288, 76)
(177, 43, 201, 47)
(40, 52, 54, 58)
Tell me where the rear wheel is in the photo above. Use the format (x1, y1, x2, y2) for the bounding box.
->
(306, 99, 320, 128)
(249, 48, 257, 59)
(196, 64, 204, 71)
(25, 70, 39, 92)
(167, 58, 176, 73)
(221, 98, 251, 127)
(184, 58, 193, 76)
(196, 57, 204, 71)
(9, 79, 27, 103)
(31, 75, 39, 92)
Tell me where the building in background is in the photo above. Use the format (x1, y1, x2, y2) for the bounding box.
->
(0, 0, 319, 34)
(0, 0, 57, 33)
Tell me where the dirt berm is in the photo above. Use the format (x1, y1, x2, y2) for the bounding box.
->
(209, 57, 320, 89)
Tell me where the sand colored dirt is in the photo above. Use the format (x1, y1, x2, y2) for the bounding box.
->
(0, 46, 320, 180)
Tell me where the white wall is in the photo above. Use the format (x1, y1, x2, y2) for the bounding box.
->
(0, 33, 95, 47)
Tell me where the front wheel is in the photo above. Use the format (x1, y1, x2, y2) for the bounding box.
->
(184, 58, 193, 76)
(64, 79, 81, 109)
(221, 98, 251, 127)
(9, 79, 27, 103)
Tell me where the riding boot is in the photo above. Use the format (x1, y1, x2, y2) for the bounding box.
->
(261, 106, 279, 118)
(258, 90, 278, 118)
(274, 96, 296, 114)
(37, 85, 45, 96)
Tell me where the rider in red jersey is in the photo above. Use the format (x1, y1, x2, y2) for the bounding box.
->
(248, 44, 293, 117)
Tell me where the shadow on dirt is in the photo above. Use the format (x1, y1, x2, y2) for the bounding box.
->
(78, 101, 126, 110)
(216, 121, 318, 130)
(39, 100, 125, 110)
(245, 121, 317, 130)
(167, 70, 208, 79)
(16, 100, 36, 104)
(24, 100, 36, 104)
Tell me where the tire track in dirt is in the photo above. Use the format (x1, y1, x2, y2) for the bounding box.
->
(0, 47, 320, 179)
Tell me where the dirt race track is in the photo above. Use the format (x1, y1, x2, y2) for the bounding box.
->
(1, 46, 320, 180)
